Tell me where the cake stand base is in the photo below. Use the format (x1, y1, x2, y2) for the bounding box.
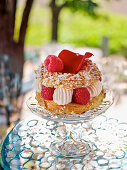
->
(50, 138, 92, 159)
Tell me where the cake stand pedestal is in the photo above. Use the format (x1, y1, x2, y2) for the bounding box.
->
(50, 123, 92, 158)
(26, 89, 113, 159)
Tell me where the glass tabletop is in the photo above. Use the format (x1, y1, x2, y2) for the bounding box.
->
(1, 115, 127, 170)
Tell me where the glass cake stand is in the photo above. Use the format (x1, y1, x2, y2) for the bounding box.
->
(27, 89, 113, 159)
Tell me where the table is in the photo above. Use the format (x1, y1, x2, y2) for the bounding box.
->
(0, 115, 127, 170)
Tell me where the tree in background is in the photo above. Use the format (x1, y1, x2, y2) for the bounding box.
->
(0, 0, 34, 78)
(50, 0, 98, 41)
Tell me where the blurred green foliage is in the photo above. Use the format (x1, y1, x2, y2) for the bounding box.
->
(59, 9, 127, 54)
(66, 0, 98, 15)
(15, 4, 127, 55)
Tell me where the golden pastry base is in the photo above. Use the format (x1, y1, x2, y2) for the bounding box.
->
(35, 89, 106, 115)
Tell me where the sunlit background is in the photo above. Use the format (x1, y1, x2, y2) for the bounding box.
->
(16, 0, 127, 54)
(0, 0, 127, 157)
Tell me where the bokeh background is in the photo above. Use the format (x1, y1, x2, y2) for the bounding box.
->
(0, 0, 127, 163)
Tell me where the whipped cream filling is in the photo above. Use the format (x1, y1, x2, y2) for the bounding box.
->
(87, 80, 102, 98)
(53, 88, 73, 105)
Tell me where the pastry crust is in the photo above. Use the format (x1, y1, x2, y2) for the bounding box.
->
(36, 89, 105, 114)
(40, 59, 101, 89)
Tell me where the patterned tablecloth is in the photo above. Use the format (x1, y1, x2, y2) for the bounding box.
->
(0, 115, 127, 170)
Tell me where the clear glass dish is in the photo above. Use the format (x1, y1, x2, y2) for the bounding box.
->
(27, 89, 113, 124)
(26, 89, 113, 158)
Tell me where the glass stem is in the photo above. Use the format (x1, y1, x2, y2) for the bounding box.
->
(65, 123, 72, 139)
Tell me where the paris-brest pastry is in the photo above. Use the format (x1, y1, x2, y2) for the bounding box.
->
(35, 49, 105, 114)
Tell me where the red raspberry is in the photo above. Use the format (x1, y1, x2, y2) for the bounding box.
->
(41, 85, 55, 100)
(44, 55, 64, 73)
(73, 87, 90, 105)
